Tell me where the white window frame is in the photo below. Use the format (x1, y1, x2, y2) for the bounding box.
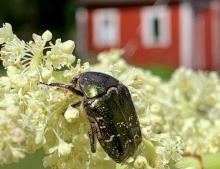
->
(141, 6, 171, 48)
(92, 8, 120, 48)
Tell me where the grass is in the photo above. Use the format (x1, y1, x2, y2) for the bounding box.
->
(146, 65, 174, 80)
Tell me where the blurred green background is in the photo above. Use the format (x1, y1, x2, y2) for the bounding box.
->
(0, 0, 76, 41)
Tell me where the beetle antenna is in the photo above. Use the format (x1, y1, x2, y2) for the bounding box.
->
(40, 82, 84, 96)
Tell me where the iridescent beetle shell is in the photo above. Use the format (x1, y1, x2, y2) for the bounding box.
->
(44, 71, 142, 163)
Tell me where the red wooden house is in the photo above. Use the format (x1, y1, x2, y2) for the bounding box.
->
(75, 0, 220, 71)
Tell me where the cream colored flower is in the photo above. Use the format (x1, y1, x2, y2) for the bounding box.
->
(46, 39, 75, 69)
(134, 155, 148, 169)
(0, 23, 15, 44)
(64, 105, 79, 123)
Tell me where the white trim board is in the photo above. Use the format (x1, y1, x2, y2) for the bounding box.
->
(179, 2, 194, 68)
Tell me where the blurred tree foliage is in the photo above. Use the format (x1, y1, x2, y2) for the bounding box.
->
(0, 0, 77, 40)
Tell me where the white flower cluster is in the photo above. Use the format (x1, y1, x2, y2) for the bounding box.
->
(5, 23, 220, 169)
(0, 23, 88, 166)
(162, 68, 220, 154)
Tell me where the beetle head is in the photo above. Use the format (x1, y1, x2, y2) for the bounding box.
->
(71, 72, 119, 99)
(70, 75, 81, 93)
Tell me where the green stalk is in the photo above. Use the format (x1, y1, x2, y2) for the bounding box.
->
(178, 152, 220, 169)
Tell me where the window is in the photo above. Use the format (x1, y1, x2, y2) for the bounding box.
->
(141, 6, 171, 48)
(153, 17, 160, 42)
(92, 8, 120, 48)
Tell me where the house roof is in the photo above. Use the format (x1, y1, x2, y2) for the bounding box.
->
(77, 0, 180, 6)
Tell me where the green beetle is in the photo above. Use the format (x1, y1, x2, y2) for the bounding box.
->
(43, 71, 142, 163)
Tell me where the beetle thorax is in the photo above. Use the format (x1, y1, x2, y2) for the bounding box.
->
(76, 72, 119, 99)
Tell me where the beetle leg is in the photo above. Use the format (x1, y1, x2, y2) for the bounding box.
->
(87, 116, 98, 153)
(88, 121, 97, 153)
(88, 129, 96, 153)
(40, 82, 83, 96)
(71, 101, 81, 108)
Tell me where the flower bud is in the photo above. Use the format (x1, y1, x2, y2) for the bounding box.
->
(64, 105, 79, 123)
(58, 140, 73, 156)
(134, 155, 148, 169)
(59, 40, 75, 54)
(42, 30, 52, 42)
